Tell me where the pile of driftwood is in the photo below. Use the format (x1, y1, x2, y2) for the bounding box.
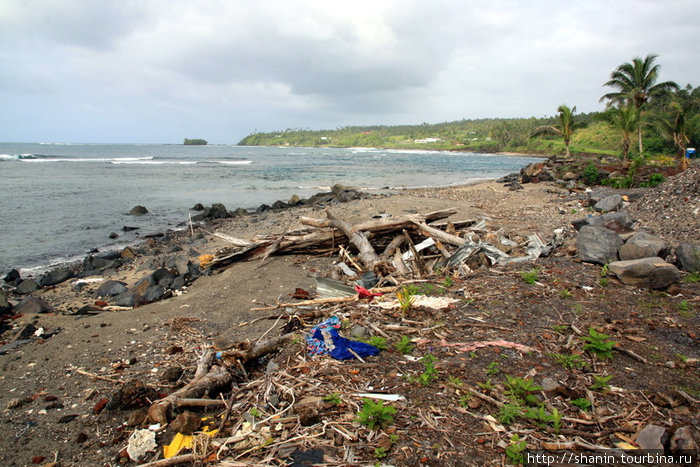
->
(205, 207, 550, 278)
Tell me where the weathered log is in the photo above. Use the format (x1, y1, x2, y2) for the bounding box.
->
(325, 208, 382, 270)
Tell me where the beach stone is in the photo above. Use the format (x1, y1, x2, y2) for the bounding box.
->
(256, 204, 271, 213)
(122, 225, 140, 231)
(83, 255, 122, 272)
(619, 232, 670, 260)
(15, 296, 54, 314)
(670, 426, 698, 454)
(109, 232, 119, 239)
(16, 279, 41, 294)
(170, 275, 186, 291)
(121, 246, 138, 259)
(676, 243, 700, 272)
(191, 203, 205, 211)
(288, 194, 302, 206)
(608, 257, 680, 289)
(113, 291, 145, 307)
(164, 256, 189, 275)
(572, 211, 633, 231)
(206, 203, 230, 219)
(142, 285, 166, 302)
(93, 280, 128, 298)
(38, 267, 74, 287)
(594, 194, 623, 212)
(0, 290, 11, 314)
(576, 225, 623, 265)
(230, 207, 249, 217)
(271, 200, 290, 210)
(635, 424, 666, 450)
(3, 269, 20, 284)
(128, 205, 149, 215)
(562, 172, 578, 181)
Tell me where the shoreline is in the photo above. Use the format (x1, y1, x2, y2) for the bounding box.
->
(7, 175, 515, 279)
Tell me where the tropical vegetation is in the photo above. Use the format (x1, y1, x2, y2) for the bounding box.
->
(238, 55, 699, 169)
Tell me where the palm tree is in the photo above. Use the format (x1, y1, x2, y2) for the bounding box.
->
(651, 99, 698, 170)
(596, 104, 639, 160)
(600, 54, 679, 154)
(532, 104, 579, 157)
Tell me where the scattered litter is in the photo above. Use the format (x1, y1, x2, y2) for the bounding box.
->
(306, 317, 379, 360)
(354, 393, 405, 402)
(126, 429, 157, 461)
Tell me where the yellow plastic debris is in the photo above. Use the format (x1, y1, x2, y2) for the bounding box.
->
(198, 254, 214, 268)
(163, 433, 193, 459)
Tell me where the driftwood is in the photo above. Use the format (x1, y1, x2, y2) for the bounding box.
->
(147, 334, 294, 424)
(207, 207, 461, 274)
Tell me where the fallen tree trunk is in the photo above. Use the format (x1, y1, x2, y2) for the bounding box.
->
(325, 208, 382, 270)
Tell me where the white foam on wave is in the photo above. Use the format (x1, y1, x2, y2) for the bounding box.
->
(215, 160, 253, 165)
(110, 159, 196, 165)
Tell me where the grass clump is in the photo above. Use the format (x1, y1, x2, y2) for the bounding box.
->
(520, 269, 539, 285)
(394, 335, 415, 354)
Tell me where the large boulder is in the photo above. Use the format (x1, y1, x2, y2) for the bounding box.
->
(92, 280, 128, 298)
(572, 211, 634, 231)
(163, 256, 189, 276)
(38, 267, 74, 287)
(3, 269, 21, 285)
(676, 243, 700, 272)
(15, 279, 40, 295)
(206, 203, 230, 219)
(608, 257, 680, 289)
(576, 226, 623, 265)
(113, 291, 146, 307)
(594, 194, 623, 212)
(15, 296, 54, 314)
(83, 255, 123, 273)
(618, 232, 670, 260)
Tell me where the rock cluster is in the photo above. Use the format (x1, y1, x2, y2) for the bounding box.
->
(573, 174, 699, 289)
(191, 184, 367, 222)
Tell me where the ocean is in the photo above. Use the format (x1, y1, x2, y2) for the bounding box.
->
(0, 143, 539, 273)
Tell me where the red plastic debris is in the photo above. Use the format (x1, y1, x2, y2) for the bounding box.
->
(354, 285, 382, 299)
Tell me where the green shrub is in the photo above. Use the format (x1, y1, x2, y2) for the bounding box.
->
(581, 163, 601, 185)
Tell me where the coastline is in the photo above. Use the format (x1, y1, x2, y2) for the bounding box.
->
(1, 166, 699, 465)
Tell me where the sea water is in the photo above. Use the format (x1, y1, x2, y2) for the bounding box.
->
(0, 143, 539, 273)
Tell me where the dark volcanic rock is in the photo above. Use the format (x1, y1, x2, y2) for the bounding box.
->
(128, 205, 149, 215)
(16, 279, 41, 295)
(191, 203, 205, 211)
(83, 255, 122, 273)
(3, 269, 20, 284)
(594, 194, 623, 212)
(576, 225, 623, 265)
(38, 267, 74, 287)
(676, 243, 700, 272)
(572, 211, 634, 231)
(113, 291, 145, 307)
(15, 296, 54, 314)
(608, 257, 680, 289)
(0, 289, 11, 314)
(92, 280, 128, 298)
(619, 232, 670, 261)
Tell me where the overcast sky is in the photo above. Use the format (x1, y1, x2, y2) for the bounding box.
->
(1, 0, 698, 144)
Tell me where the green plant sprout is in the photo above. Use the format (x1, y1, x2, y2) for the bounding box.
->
(590, 374, 613, 390)
(505, 434, 527, 465)
(356, 398, 396, 431)
(581, 327, 616, 360)
(520, 269, 539, 285)
(485, 361, 501, 375)
(570, 398, 591, 411)
(549, 352, 587, 369)
(504, 376, 543, 406)
(394, 335, 415, 354)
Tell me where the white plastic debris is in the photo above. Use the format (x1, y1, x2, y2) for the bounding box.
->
(126, 429, 157, 461)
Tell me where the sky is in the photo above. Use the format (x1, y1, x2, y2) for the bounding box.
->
(1, 0, 698, 144)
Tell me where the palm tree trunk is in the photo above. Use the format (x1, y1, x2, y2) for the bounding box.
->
(637, 125, 643, 155)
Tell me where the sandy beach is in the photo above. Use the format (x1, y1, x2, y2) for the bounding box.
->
(1, 164, 698, 466)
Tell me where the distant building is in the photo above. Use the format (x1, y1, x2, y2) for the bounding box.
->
(413, 138, 442, 144)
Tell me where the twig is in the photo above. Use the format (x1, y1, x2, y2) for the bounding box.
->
(75, 369, 124, 384)
(616, 347, 648, 364)
(136, 453, 196, 467)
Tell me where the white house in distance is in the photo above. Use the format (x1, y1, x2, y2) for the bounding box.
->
(413, 137, 442, 144)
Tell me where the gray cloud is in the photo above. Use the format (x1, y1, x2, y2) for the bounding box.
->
(0, 0, 698, 143)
